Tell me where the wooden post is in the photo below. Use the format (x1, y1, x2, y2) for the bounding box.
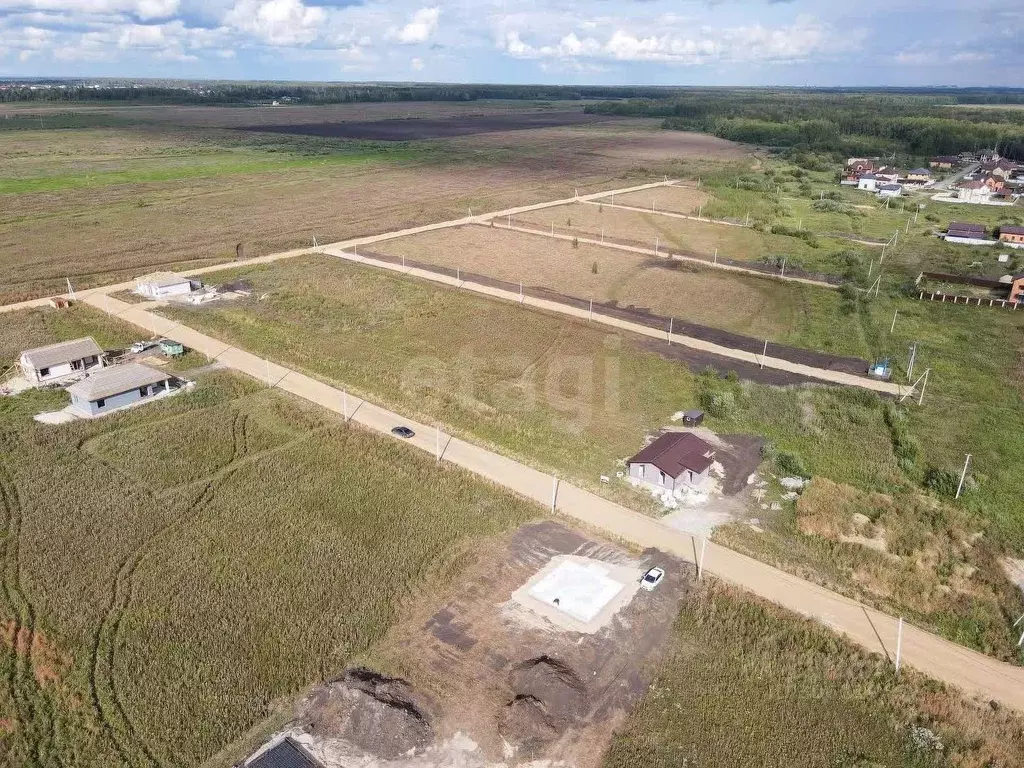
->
(698, 538, 707, 580)
(551, 475, 558, 512)
(760, 339, 768, 369)
(895, 617, 904, 673)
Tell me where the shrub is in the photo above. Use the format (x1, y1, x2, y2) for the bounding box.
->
(777, 450, 810, 478)
(699, 389, 735, 418)
(770, 224, 820, 247)
(591, 261, 598, 274)
(924, 466, 962, 499)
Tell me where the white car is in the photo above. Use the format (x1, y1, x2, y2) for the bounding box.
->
(129, 341, 155, 354)
(640, 566, 665, 591)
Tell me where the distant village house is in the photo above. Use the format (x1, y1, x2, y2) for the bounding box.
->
(999, 226, 1024, 248)
(19, 337, 104, 386)
(930, 156, 959, 169)
(944, 221, 993, 245)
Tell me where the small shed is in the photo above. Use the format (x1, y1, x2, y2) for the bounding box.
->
(878, 184, 903, 198)
(67, 363, 177, 416)
(135, 272, 199, 299)
(19, 337, 105, 386)
(681, 409, 704, 427)
(627, 432, 716, 492)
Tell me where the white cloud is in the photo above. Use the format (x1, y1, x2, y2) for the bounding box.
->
(411, 56, 424, 70)
(390, 6, 439, 44)
(224, 0, 326, 46)
(0, 0, 178, 20)
(499, 16, 840, 65)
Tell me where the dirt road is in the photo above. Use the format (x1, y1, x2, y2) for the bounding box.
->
(80, 292, 1024, 713)
(319, 245, 905, 396)
(0, 180, 677, 314)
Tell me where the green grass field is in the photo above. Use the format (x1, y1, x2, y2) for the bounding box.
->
(0, 307, 538, 768)
(604, 582, 1024, 768)
(158, 254, 1024, 656)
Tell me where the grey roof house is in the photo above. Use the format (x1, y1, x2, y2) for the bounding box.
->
(627, 432, 716, 493)
(67, 363, 178, 417)
(19, 337, 105, 386)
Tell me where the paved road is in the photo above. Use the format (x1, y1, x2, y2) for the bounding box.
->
(319, 244, 905, 396)
(933, 162, 981, 191)
(81, 291, 1024, 713)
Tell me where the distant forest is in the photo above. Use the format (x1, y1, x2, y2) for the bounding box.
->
(4, 80, 1024, 160)
(584, 89, 1024, 161)
(0, 81, 673, 105)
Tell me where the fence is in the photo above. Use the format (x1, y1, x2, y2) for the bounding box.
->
(918, 291, 1019, 310)
(501, 217, 843, 286)
(358, 247, 871, 377)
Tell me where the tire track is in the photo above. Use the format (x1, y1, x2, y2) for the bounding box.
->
(0, 459, 62, 767)
(92, 414, 290, 768)
(89, 481, 221, 768)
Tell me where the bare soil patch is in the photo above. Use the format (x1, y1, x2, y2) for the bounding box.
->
(241, 111, 621, 141)
(513, 201, 806, 264)
(284, 521, 692, 767)
(610, 185, 710, 215)
(366, 226, 869, 373)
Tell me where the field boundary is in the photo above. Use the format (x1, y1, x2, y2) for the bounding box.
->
(487, 221, 841, 288)
(316, 244, 900, 394)
(351, 244, 874, 378)
(75, 291, 1024, 714)
(581, 198, 749, 228)
(0, 179, 681, 314)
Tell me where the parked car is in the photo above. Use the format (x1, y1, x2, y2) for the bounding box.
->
(391, 426, 415, 438)
(129, 341, 155, 354)
(640, 566, 665, 591)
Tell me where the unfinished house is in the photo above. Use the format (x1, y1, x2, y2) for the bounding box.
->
(627, 432, 716, 493)
(19, 337, 105, 386)
(135, 272, 200, 299)
(67, 363, 178, 417)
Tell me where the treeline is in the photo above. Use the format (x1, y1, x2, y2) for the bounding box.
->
(584, 90, 1024, 160)
(0, 81, 675, 105)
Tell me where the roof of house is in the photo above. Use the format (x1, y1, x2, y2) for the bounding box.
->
(908, 168, 931, 175)
(932, 156, 959, 163)
(137, 271, 192, 289)
(21, 337, 103, 369)
(958, 180, 987, 190)
(879, 184, 902, 191)
(859, 173, 876, 180)
(66, 363, 171, 402)
(246, 738, 322, 768)
(1001, 226, 1024, 236)
(627, 432, 715, 478)
(948, 221, 986, 235)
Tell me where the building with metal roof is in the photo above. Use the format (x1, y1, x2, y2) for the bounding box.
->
(244, 738, 323, 768)
(67, 363, 179, 417)
(19, 337, 105, 386)
(627, 432, 716, 493)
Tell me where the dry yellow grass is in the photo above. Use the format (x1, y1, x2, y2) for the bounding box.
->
(608, 185, 710, 214)
(369, 223, 829, 340)
(512, 201, 812, 263)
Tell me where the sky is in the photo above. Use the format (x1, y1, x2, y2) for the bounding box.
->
(0, 0, 1021, 86)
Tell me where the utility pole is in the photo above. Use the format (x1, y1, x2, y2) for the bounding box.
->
(890, 309, 899, 334)
(895, 617, 904, 673)
(668, 317, 673, 343)
(342, 390, 348, 420)
(436, 426, 441, 463)
(551, 474, 558, 512)
(760, 339, 768, 369)
(698, 538, 707, 580)
(907, 342, 918, 380)
(955, 454, 971, 499)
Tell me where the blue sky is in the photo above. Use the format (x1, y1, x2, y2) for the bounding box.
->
(0, 0, 1021, 86)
